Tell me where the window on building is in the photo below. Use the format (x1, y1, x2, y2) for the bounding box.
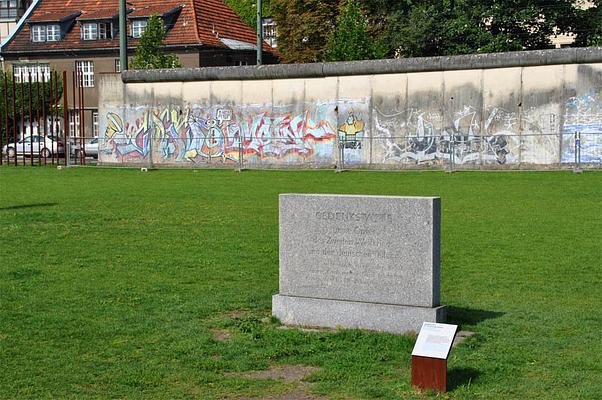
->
(69, 111, 80, 138)
(31, 25, 45, 42)
(46, 24, 60, 41)
(13, 63, 51, 83)
(92, 111, 99, 137)
(262, 17, 277, 48)
(81, 22, 98, 40)
(75, 60, 94, 88)
(131, 19, 147, 38)
(0, 0, 19, 19)
(31, 24, 61, 42)
(98, 22, 110, 39)
(115, 59, 121, 73)
(82, 21, 111, 40)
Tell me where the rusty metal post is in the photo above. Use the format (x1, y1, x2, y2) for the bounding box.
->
(48, 72, 54, 164)
(63, 71, 69, 166)
(11, 73, 17, 166)
(28, 71, 33, 165)
(0, 72, 3, 165)
(36, 72, 41, 165)
(54, 71, 59, 164)
(20, 73, 25, 165)
(80, 70, 85, 165)
(41, 72, 47, 165)
(72, 70, 77, 165)
(3, 73, 8, 166)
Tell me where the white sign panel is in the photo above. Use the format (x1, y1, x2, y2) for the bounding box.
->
(411, 322, 458, 360)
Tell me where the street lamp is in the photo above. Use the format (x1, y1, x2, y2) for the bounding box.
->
(257, 0, 262, 65)
(119, 0, 128, 71)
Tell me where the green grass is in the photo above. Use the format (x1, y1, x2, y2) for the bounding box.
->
(0, 167, 600, 399)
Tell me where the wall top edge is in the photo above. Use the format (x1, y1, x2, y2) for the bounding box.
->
(121, 47, 602, 83)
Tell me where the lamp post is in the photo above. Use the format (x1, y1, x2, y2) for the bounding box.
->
(256, 0, 263, 65)
(119, 0, 128, 71)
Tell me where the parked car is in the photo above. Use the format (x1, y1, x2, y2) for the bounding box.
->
(2, 135, 64, 158)
(71, 137, 99, 159)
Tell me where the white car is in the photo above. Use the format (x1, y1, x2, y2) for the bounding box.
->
(72, 137, 99, 159)
(2, 135, 65, 158)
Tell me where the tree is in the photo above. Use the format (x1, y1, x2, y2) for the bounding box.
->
(0, 73, 64, 142)
(224, 0, 272, 29)
(389, 1, 495, 58)
(273, 0, 599, 62)
(324, 0, 385, 61)
(131, 15, 181, 70)
(570, 0, 602, 47)
(272, 0, 343, 63)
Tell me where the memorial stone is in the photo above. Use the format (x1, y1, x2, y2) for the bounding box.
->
(272, 194, 445, 333)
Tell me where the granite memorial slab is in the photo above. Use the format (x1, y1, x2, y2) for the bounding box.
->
(272, 194, 445, 333)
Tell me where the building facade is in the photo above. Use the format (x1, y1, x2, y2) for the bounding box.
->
(0, 0, 278, 139)
(0, 0, 32, 42)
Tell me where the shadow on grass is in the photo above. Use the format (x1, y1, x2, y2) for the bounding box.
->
(0, 202, 58, 211)
(7, 268, 42, 280)
(446, 306, 504, 327)
(448, 367, 479, 391)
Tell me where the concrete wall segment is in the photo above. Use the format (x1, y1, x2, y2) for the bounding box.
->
(122, 48, 602, 83)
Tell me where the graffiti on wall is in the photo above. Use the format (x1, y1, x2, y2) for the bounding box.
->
(562, 90, 602, 163)
(99, 93, 602, 168)
(103, 111, 151, 161)
(100, 105, 340, 164)
(373, 104, 568, 165)
(374, 106, 515, 165)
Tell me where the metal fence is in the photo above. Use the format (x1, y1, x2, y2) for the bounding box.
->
(0, 70, 95, 167)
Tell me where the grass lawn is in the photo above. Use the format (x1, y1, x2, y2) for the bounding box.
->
(0, 167, 600, 399)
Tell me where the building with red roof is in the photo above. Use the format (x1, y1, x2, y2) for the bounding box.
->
(0, 0, 278, 138)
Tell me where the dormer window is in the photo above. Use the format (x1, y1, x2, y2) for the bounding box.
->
(131, 19, 147, 38)
(31, 24, 61, 42)
(32, 25, 45, 42)
(81, 21, 112, 40)
(46, 24, 60, 41)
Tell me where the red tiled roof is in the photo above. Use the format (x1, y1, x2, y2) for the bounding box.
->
(77, 9, 122, 21)
(129, 4, 181, 18)
(27, 10, 80, 23)
(3, 0, 275, 54)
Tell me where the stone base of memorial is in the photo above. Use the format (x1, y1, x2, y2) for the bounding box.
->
(272, 194, 446, 334)
(272, 296, 445, 333)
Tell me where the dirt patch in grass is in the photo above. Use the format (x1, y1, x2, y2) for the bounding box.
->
(211, 328, 232, 342)
(229, 365, 325, 400)
(452, 331, 475, 347)
(232, 365, 319, 383)
(228, 309, 252, 319)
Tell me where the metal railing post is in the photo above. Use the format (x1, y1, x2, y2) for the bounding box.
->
(447, 135, 455, 173)
(574, 131, 582, 174)
(238, 137, 243, 172)
(62, 71, 69, 167)
(11, 73, 17, 166)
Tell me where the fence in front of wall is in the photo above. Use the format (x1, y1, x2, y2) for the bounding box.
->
(0, 69, 96, 167)
(97, 130, 601, 171)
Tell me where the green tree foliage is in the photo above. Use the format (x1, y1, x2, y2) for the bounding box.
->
(0, 73, 64, 142)
(224, 0, 272, 28)
(324, 0, 385, 61)
(388, 1, 492, 57)
(131, 15, 181, 70)
(570, 0, 602, 47)
(272, 0, 343, 63)
(273, 0, 600, 62)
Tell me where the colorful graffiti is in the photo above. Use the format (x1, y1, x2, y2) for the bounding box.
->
(338, 109, 365, 150)
(373, 104, 573, 165)
(374, 106, 514, 165)
(99, 94, 602, 168)
(100, 106, 339, 165)
(562, 91, 602, 163)
(102, 112, 151, 161)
